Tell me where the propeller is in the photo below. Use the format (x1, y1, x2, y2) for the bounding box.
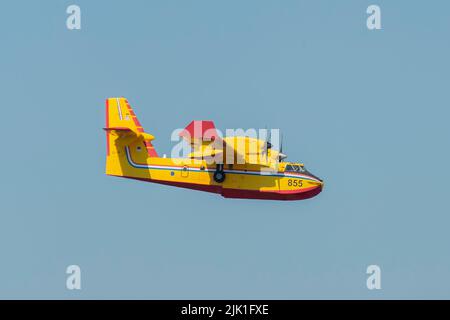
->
(260, 126, 270, 163)
(263, 126, 272, 150)
(280, 132, 283, 154)
(278, 132, 287, 162)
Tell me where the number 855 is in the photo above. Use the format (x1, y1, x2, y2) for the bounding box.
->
(287, 179, 302, 187)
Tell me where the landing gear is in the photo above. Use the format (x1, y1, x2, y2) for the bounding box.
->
(213, 164, 226, 183)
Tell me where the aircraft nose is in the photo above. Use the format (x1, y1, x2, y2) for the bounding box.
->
(309, 178, 323, 189)
(307, 171, 322, 183)
(314, 179, 324, 193)
(313, 176, 324, 190)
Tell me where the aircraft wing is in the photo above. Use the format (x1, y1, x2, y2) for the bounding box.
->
(179, 120, 269, 165)
(179, 120, 225, 161)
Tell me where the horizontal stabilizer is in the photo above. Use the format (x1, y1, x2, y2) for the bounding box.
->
(103, 127, 133, 132)
(103, 126, 155, 141)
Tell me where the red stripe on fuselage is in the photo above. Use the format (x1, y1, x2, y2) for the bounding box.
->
(108, 174, 322, 201)
(221, 185, 322, 200)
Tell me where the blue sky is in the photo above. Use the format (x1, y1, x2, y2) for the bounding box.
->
(0, 0, 449, 299)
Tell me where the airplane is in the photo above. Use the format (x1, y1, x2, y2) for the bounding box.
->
(104, 97, 323, 200)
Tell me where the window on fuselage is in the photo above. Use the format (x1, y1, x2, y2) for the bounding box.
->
(285, 165, 294, 172)
(285, 164, 306, 173)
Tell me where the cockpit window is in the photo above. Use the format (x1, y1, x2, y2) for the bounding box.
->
(285, 164, 306, 173)
(285, 165, 294, 171)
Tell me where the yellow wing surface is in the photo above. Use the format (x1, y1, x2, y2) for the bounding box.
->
(179, 120, 276, 165)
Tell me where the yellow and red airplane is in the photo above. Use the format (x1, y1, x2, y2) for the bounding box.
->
(104, 97, 323, 200)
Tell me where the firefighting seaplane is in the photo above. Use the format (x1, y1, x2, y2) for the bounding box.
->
(104, 97, 323, 200)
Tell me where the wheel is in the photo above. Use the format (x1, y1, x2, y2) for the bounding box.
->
(213, 170, 225, 183)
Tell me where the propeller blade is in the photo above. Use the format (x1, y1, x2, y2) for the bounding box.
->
(279, 133, 286, 162)
(280, 133, 283, 154)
